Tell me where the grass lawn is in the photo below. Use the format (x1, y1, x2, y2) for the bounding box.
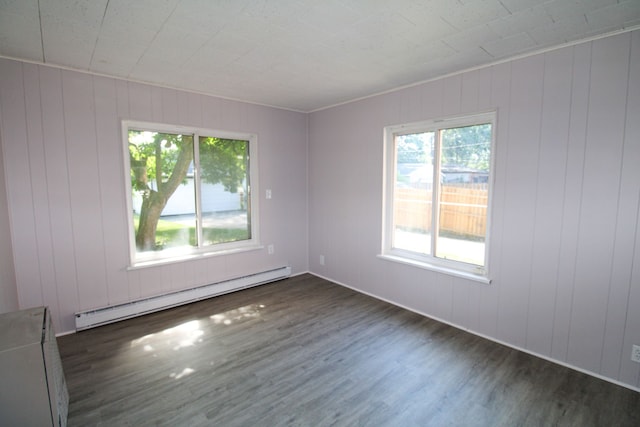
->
(134, 215, 249, 249)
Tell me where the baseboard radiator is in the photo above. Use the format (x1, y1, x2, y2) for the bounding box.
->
(75, 266, 291, 331)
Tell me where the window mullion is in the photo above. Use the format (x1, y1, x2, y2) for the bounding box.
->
(432, 129, 442, 258)
(193, 133, 203, 248)
(390, 135, 400, 251)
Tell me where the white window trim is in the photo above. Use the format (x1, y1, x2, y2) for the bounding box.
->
(380, 111, 496, 283)
(122, 120, 260, 268)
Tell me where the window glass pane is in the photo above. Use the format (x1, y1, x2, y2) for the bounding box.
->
(129, 130, 196, 254)
(435, 124, 491, 266)
(392, 132, 435, 254)
(198, 136, 251, 246)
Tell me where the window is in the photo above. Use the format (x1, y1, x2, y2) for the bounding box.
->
(382, 112, 495, 280)
(123, 121, 259, 266)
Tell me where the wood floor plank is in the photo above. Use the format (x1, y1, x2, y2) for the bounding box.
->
(58, 274, 640, 426)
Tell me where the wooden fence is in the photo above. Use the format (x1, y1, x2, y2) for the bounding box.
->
(393, 184, 488, 238)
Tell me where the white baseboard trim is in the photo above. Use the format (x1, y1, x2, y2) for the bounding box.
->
(74, 266, 291, 331)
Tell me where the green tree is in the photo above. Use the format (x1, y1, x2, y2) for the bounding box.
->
(199, 137, 248, 193)
(129, 131, 248, 251)
(441, 124, 491, 171)
(396, 132, 433, 164)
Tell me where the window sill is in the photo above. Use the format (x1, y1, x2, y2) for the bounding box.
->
(377, 254, 491, 285)
(127, 244, 264, 271)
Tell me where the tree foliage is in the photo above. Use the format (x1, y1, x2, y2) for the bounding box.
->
(396, 132, 433, 163)
(396, 123, 491, 171)
(440, 124, 491, 171)
(199, 137, 248, 193)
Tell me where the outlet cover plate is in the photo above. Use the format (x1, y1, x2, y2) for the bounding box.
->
(632, 345, 640, 363)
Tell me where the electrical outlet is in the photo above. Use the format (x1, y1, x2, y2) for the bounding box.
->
(632, 345, 640, 363)
(268, 244, 274, 255)
(319, 255, 325, 266)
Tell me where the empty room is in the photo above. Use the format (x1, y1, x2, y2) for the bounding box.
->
(1, 0, 640, 425)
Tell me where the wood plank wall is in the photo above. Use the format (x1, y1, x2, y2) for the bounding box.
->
(308, 30, 640, 390)
(0, 60, 309, 333)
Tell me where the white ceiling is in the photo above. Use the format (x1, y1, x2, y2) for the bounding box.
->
(1, 0, 639, 112)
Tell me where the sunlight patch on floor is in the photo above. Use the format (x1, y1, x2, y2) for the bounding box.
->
(130, 319, 204, 352)
(209, 303, 266, 325)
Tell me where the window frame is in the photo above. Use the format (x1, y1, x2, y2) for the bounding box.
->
(380, 111, 496, 283)
(122, 120, 260, 268)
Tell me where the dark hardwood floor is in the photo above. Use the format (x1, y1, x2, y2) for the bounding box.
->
(58, 274, 640, 426)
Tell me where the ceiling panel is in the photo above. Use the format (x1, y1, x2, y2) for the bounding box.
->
(482, 31, 538, 58)
(0, 0, 638, 111)
(440, 0, 511, 30)
(90, 35, 147, 76)
(487, 6, 554, 39)
(0, 9, 42, 61)
(586, 1, 640, 29)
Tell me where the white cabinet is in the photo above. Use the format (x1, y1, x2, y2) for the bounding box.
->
(0, 307, 68, 426)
